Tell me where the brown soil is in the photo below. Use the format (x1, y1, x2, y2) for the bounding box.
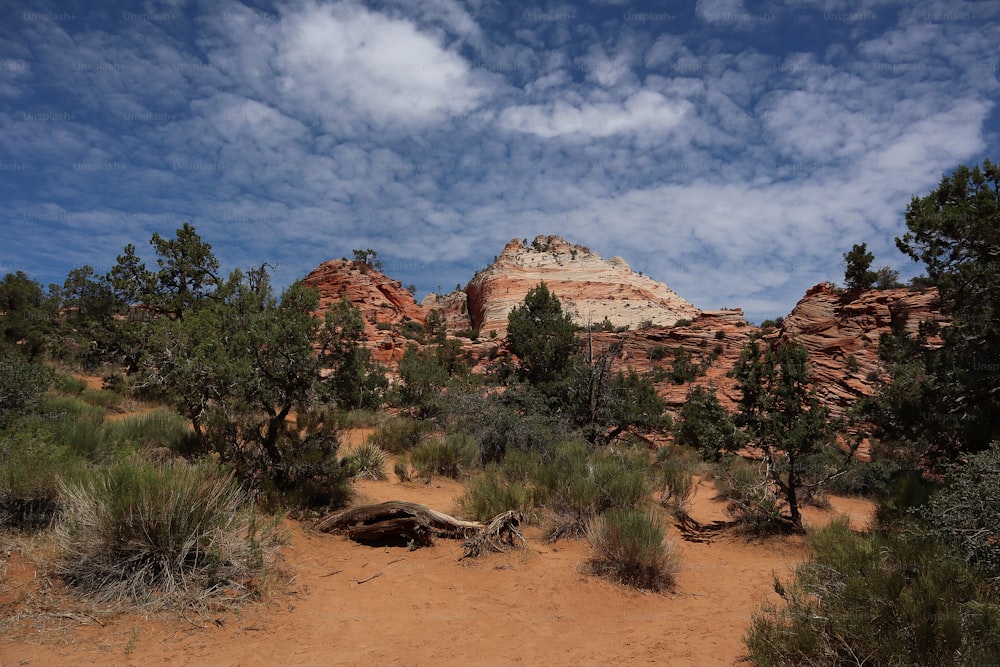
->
(1, 446, 873, 667)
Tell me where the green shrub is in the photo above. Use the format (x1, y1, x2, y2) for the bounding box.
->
(337, 409, 390, 430)
(0, 353, 53, 423)
(674, 385, 742, 462)
(410, 432, 479, 479)
(367, 417, 434, 454)
(459, 467, 534, 522)
(80, 387, 122, 409)
(922, 441, 1000, 577)
(0, 430, 87, 531)
(654, 449, 694, 513)
(536, 442, 650, 538)
(649, 345, 671, 361)
(745, 519, 1000, 666)
(56, 459, 283, 607)
(585, 508, 679, 591)
(102, 408, 197, 454)
(343, 441, 388, 481)
(53, 372, 87, 396)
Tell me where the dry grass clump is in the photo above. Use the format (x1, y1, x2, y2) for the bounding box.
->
(55, 458, 282, 608)
(585, 508, 680, 592)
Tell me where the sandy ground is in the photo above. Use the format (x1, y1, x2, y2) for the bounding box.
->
(1, 450, 873, 667)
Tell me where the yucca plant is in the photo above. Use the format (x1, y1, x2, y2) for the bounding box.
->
(344, 441, 388, 481)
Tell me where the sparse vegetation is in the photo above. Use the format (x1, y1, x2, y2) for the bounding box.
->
(410, 432, 479, 480)
(56, 458, 282, 607)
(344, 441, 388, 481)
(585, 508, 679, 592)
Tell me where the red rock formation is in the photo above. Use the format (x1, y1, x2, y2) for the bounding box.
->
(302, 259, 427, 364)
(773, 282, 944, 421)
(465, 235, 701, 337)
(421, 290, 471, 331)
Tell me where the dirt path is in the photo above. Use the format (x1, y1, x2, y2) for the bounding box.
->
(1, 463, 873, 666)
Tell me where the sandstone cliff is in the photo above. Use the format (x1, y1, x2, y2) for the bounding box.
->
(772, 282, 944, 421)
(464, 235, 701, 337)
(302, 259, 427, 363)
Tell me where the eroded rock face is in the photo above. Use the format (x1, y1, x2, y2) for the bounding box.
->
(465, 235, 702, 337)
(773, 282, 944, 421)
(302, 259, 427, 363)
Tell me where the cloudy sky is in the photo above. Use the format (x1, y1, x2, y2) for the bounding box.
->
(1, 0, 997, 323)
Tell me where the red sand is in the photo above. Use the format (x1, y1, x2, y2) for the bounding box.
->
(1, 466, 872, 667)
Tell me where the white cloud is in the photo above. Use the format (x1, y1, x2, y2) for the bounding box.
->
(500, 90, 691, 138)
(271, 2, 485, 125)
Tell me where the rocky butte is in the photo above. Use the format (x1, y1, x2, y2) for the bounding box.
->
(452, 235, 702, 337)
(302, 238, 944, 430)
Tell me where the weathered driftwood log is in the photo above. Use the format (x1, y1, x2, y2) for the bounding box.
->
(313, 501, 483, 546)
(313, 501, 524, 556)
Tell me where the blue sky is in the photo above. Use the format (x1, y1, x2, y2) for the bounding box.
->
(1, 0, 997, 323)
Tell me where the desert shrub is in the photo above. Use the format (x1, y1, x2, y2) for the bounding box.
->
(343, 441, 388, 481)
(500, 448, 543, 485)
(585, 508, 679, 591)
(393, 459, 411, 482)
(714, 329, 726, 340)
(649, 345, 670, 361)
(745, 519, 1000, 666)
(715, 457, 793, 535)
(654, 449, 694, 513)
(536, 442, 650, 538)
(338, 408, 390, 430)
(56, 458, 283, 607)
(459, 467, 534, 522)
(674, 385, 742, 462)
(0, 352, 53, 423)
(922, 441, 1000, 577)
(367, 417, 434, 454)
(0, 429, 87, 531)
(53, 372, 86, 396)
(673, 318, 693, 327)
(461, 392, 569, 464)
(410, 432, 479, 480)
(80, 387, 121, 409)
(102, 408, 197, 454)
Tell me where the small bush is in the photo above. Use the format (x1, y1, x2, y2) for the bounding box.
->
(745, 519, 1000, 665)
(102, 408, 197, 454)
(714, 330, 726, 340)
(393, 459, 411, 482)
(460, 468, 534, 522)
(0, 432, 87, 530)
(337, 409, 390, 430)
(654, 450, 694, 513)
(715, 457, 793, 536)
(80, 387, 121, 409)
(368, 417, 434, 454)
(56, 459, 283, 607)
(410, 432, 479, 479)
(649, 345, 670, 361)
(53, 373, 87, 396)
(585, 508, 679, 591)
(344, 441, 388, 481)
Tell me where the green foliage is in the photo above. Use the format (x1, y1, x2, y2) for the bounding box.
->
(648, 344, 670, 361)
(55, 459, 282, 606)
(745, 519, 1000, 666)
(672, 318, 693, 327)
(669, 347, 697, 384)
(674, 384, 742, 462)
(351, 248, 381, 271)
(321, 295, 387, 410)
(730, 337, 842, 530)
(343, 441, 388, 481)
(922, 442, 1000, 577)
(653, 448, 694, 513)
(889, 159, 1000, 458)
(410, 432, 479, 480)
(0, 271, 56, 358)
(873, 265, 902, 289)
(585, 508, 679, 592)
(843, 242, 877, 291)
(396, 343, 450, 416)
(506, 282, 578, 386)
(53, 372, 86, 396)
(459, 467, 534, 522)
(0, 351, 54, 423)
(101, 408, 198, 454)
(367, 417, 434, 454)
